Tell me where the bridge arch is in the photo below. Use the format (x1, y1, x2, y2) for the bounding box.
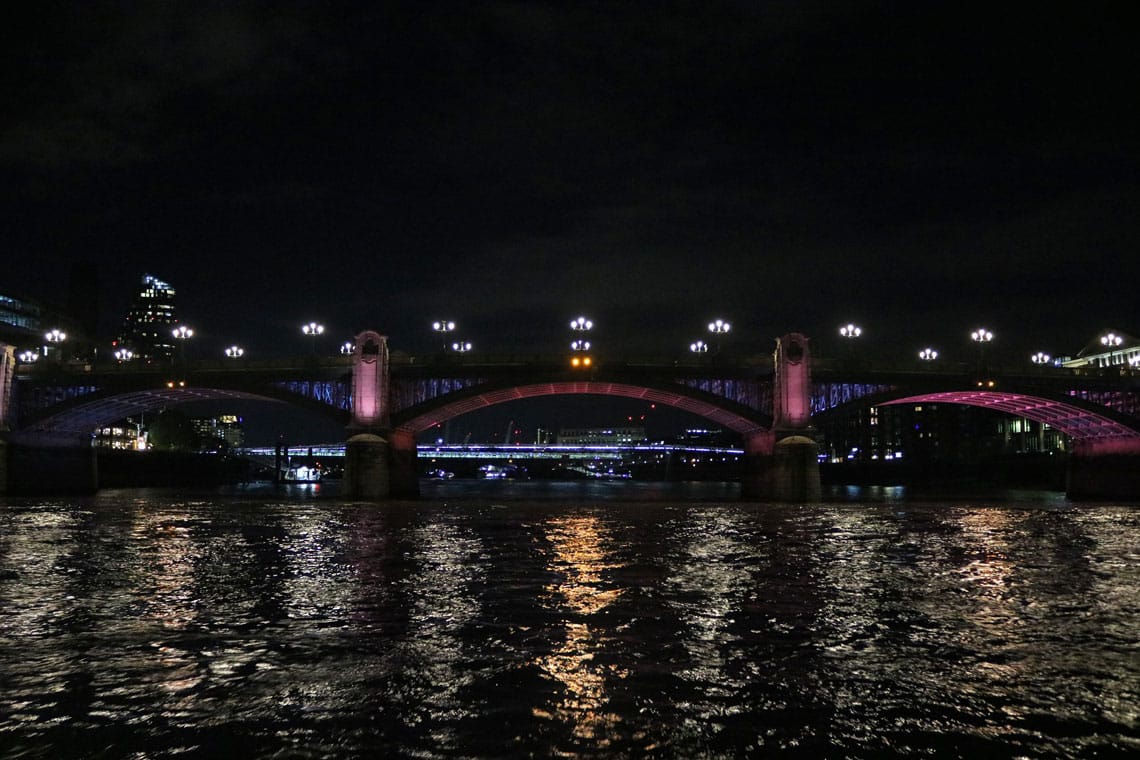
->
(814, 386, 1140, 442)
(390, 380, 773, 439)
(15, 385, 350, 439)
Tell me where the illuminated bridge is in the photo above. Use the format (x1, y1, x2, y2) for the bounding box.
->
(3, 331, 1140, 498)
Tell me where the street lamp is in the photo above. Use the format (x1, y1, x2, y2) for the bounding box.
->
(839, 323, 862, 339)
(225, 345, 245, 358)
(570, 316, 593, 332)
(691, 340, 709, 353)
(44, 328, 66, 359)
(171, 325, 194, 365)
(971, 327, 993, 374)
(432, 320, 456, 351)
(451, 341, 472, 353)
(918, 347, 938, 361)
(707, 319, 730, 354)
(1101, 332, 1123, 366)
(302, 322, 324, 353)
(114, 348, 134, 363)
(18, 350, 38, 364)
(340, 341, 355, 356)
(1031, 351, 1051, 365)
(570, 339, 591, 351)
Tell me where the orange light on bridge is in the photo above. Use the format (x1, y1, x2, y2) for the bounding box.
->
(570, 356, 593, 368)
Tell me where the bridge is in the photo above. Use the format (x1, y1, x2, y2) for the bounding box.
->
(2, 332, 1140, 499)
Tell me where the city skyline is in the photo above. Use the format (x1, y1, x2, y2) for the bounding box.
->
(3, 4, 1138, 362)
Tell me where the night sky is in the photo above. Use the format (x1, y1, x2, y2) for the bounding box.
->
(4, 2, 1139, 367)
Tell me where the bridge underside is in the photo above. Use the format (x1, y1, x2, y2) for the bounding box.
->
(392, 381, 772, 438)
(17, 388, 285, 439)
(883, 391, 1140, 442)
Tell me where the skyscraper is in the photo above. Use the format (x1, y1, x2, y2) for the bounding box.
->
(115, 275, 178, 362)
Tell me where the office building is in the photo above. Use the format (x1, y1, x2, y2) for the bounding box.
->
(114, 275, 179, 362)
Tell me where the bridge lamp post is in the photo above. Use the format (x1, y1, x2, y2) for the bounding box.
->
(708, 319, 731, 354)
(569, 316, 593, 332)
(225, 345, 245, 359)
(18, 349, 39, 364)
(451, 341, 473, 353)
(918, 347, 938, 362)
(43, 328, 66, 361)
(970, 327, 994, 376)
(432, 320, 456, 351)
(1100, 332, 1123, 367)
(691, 340, 709, 354)
(302, 322, 325, 354)
(172, 325, 194, 365)
(1031, 351, 1051, 366)
(571, 339, 591, 352)
(114, 348, 134, 363)
(838, 323, 861, 365)
(340, 340, 354, 356)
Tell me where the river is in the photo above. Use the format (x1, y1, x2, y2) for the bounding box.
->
(1, 481, 1137, 758)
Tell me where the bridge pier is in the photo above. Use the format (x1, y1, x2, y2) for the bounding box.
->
(341, 330, 414, 500)
(1066, 438, 1140, 500)
(740, 333, 821, 502)
(343, 433, 390, 500)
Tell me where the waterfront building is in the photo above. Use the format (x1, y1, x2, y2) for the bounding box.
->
(114, 274, 179, 362)
(815, 403, 1068, 471)
(557, 426, 646, 445)
(191, 414, 245, 450)
(1061, 330, 1140, 370)
(94, 417, 147, 450)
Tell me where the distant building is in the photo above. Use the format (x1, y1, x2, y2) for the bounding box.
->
(815, 403, 1068, 465)
(0, 290, 83, 360)
(0, 292, 44, 333)
(557, 426, 646, 445)
(115, 274, 179, 362)
(1060, 330, 1140, 371)
(0, 293, 44, 346)
(669, 428, 734, 446)
(94, 417, 147, 450)
(191, 414, 245, 450)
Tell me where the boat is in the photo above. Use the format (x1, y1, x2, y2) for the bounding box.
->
(283, 463, 322, 482)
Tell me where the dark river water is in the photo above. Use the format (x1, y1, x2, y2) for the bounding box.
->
(1, 481, 1138, 758)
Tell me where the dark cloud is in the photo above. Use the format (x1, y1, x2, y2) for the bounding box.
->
(2, 2, 1138, 366)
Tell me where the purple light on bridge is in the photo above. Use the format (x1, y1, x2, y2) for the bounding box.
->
(882, 391, 1140, 441)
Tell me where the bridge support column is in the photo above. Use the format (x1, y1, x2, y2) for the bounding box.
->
(741, 333, 820, 502)
(343, 330, 405, 500)
(1067, 438, 1140, 500)
(343, 433, 390, 500)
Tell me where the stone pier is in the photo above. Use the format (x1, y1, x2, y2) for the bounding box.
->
(742, 333, 820, 502)
(340, 330, 408, 500)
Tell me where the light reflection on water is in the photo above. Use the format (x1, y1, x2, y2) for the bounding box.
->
(0, 484, 1138, 758)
